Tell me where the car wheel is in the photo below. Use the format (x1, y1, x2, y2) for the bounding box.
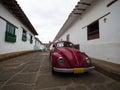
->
(50, 56, 57, 74)
(51, 63, 55, 74)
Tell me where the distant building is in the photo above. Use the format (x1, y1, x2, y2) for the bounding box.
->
(0, 0, 38, 54)
(54, 0, 120, 64)
(34, 37, 45, 51)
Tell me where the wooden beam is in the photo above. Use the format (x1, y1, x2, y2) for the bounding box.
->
(0, 16, 18, 29)
(75, 8, 86, 11)
(73, 13, 82, 15)
(107, 0, 118, 7)
(82, 12, 111, 29)
(78, 2, 91, 6)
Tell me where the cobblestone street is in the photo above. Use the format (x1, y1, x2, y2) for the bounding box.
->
(0, 52, 120, 90)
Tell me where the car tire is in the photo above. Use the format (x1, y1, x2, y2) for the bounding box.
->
(51, 61, 57, 74)
(52, 66, 55, 74)
(51, 57, 58, 74)
(50, 55, 55, 73)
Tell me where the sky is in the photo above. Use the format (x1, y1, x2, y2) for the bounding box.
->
(16, 0, 79, 43)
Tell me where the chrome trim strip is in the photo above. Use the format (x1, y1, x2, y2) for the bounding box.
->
(53, 67, 73, 73)
(53, 66, 95, 73)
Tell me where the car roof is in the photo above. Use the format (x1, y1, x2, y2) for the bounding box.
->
(54, 41, 71, 44)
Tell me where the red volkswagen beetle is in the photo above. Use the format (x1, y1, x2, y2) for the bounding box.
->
(50, 41, 95, 74)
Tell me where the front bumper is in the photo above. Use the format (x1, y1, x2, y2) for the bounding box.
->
(53, 66, 95, 73)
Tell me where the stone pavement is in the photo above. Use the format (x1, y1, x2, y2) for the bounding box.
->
(0, 52, 120, 90)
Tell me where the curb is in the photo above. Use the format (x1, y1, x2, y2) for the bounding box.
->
(0, 50, 40, 62)
(91, 58, 120, 82)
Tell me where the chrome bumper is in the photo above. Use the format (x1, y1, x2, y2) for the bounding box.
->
(53, 66, 95, 73)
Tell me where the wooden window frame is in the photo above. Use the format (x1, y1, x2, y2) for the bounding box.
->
(22, 29, 27, 42)
(5, 22, 16, 43)
(87, 20, 99, 40)
(30, 35, 33, 44)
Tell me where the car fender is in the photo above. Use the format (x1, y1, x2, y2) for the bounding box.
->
(51, 52, 70, 68)
(52, 52, 61, 66)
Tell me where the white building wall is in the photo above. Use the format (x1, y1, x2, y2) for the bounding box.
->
(0, 3, 35, 54)
(59, 0, 120, 64)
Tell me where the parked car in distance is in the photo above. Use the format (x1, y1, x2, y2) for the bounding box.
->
(50, 41, 95, 74)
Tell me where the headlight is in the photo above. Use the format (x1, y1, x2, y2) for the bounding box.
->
(85, 58, 91, 63)
(58, 57, 64, 64)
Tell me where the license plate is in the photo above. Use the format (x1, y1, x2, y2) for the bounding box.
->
(74, 68, 85, 74)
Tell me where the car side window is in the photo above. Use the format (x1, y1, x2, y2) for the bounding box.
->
(57, 42, 64, 47)
(64, 42, 73, 47)
(56, 42, 74, 48)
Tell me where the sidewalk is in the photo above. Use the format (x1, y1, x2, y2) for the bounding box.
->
(91, 58, 120, 82)
(0, 50, 40, 62)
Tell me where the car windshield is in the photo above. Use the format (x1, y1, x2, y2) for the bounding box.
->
(56, 42, 74, 48)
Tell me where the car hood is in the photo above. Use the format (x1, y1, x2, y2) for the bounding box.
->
(57, 47, 89, 68)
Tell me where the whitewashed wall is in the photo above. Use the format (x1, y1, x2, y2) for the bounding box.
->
(58, 0, 120, 64)
(0, 3, 36, 54)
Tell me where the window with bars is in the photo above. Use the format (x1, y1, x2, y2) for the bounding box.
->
(22, 29, 27, 42)
(5, 22, 16, 42)
(87, 20, 100, 40)
(30, 35, 33, 44)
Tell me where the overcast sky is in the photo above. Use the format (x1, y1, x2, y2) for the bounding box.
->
(16, 0, 79, 43)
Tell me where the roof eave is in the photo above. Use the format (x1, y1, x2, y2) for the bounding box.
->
(54, 0, 94, 42)
(0, 0, 38, 35)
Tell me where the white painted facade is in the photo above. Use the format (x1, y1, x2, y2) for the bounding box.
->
(55, 0, 120, 64)
(0, 2, 38, 54)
